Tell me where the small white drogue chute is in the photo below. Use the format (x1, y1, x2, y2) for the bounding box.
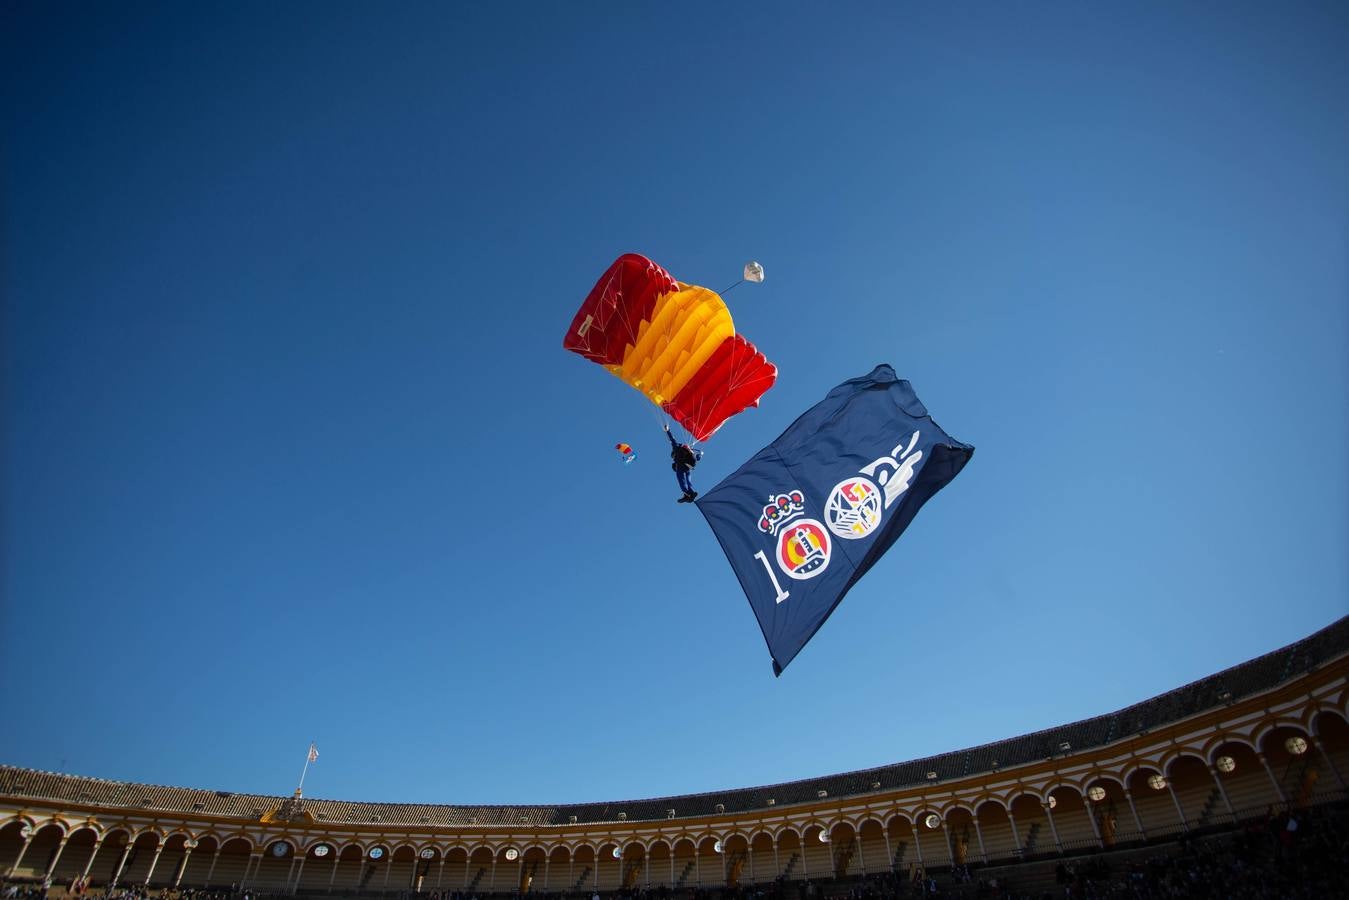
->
(743, 260, 765, 283)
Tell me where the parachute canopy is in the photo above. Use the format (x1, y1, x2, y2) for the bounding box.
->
(743, 260, 765, 283)
(615, 442, 636, 464)
(564, 254, 777, 441)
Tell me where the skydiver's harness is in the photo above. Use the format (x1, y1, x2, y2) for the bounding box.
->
(672, 445, 698, 470)
(666, 429, 700, 471)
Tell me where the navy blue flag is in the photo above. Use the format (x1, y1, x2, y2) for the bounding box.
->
(696, 365, 973, 675)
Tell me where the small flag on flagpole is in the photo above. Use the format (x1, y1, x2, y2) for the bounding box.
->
(295, 742, 319, 797)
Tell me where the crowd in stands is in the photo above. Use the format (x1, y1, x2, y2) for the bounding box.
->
(1022, 804, 1347, 899)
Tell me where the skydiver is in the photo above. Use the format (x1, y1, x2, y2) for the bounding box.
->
(664, 423, 703, 503)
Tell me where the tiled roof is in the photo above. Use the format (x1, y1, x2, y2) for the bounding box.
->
(3, 616, 1344, 827)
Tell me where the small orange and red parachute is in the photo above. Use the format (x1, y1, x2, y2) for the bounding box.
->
(564, 254, 777, 441)
(615, 442, 636, 464)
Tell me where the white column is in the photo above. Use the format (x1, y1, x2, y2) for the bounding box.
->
(669, 852, 674, 888)
(80, 840, 103, 881)
(1006, 810, 1022, 856)
(1165, 782, 1188, 832)
(205, 847, 221, 888)
(1260, 754, 1289, 805)
(110, 842, 133, 888)
(293, 855, 307, 894)
(490, 857, 497, 891)
(7, 827, 33, 879)
(44, 836, 71, 883)
(241, 852, 262, 889)
(1083, 798, 1103, 845)
(881, 830, 892, 872)
(329, 853, 340, 892)
(911, 826, 924, 866)
(1124, 790, 1147, 839)
(438, 857, 446, 891)
(971, 819, 988, 864)
(1043, 803, 1063, 853)
(1209, 767, 1237, 821)
(1311, 733, 1348, 790)
(855, 835, 865, 875)
(173, 842, 197, 888)
(142, 844, 165, 887)
(285, 856, 299, 892)
(383, 856, 393, 890)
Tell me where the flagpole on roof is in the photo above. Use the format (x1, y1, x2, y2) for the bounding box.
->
(295, 742, 318, 798)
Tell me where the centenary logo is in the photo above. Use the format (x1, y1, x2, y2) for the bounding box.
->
(860, 429, 924, 509)
(746, 432, 928, 606)
(778, 520, 830, 579)
(825, 476, 883, 540)
(757, 491, 831, 580)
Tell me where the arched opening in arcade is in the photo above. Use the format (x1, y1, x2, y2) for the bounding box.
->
(1082, 776, 1132, 847)
(1045, 785, 1096, 853)
(1164, 753, 1223, 831)
(855, 818, 887, 876)
(118, 830, 164, 887)
(670, 838, 697, 889)
(746, 832, 774, 885)
(974, 800, 1016, 863)
(1311, 710, 1349, 792)
(1007, 793, 1053, 859)
(1260, 723, 1328, 808)
(825, 823, 854, 879)
(911, 810, 948, 869)
(1208, 738, 1267, 820)
(942, 807, 978, 868)
(1125, 766, 1179, 839)
(618, 840, 645, 889)
(644, 839, 671, 889)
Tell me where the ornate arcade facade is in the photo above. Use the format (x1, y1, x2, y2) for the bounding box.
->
(3, 618, 1346, 894)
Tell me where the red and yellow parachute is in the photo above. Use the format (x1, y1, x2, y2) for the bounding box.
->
(564, 254, 777, 441)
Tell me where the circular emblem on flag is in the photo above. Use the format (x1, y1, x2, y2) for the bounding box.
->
(776, 518, 831, 580)
(825, 476, 883, 540)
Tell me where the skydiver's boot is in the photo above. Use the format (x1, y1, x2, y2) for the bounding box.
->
(684, 490, 698, 502)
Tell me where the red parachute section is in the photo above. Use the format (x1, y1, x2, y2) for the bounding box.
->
(563, 254, 679, 367)
(661, 335, 776, 442)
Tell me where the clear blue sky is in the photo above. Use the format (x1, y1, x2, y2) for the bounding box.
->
(3, 1, 1346, 806)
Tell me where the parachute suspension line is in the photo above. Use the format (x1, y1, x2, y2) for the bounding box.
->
(719, 278, 745, 296)
(646, 402, 668, 433)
